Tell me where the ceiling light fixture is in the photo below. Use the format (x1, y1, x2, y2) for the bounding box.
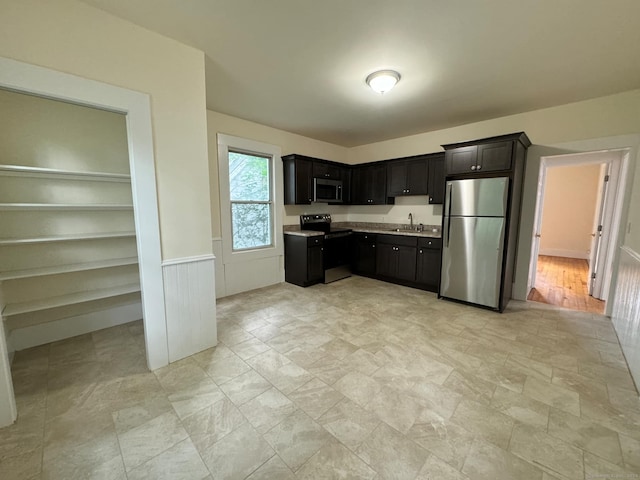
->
(366, 70, 401, 94)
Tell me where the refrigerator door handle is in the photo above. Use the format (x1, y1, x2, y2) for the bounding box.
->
(445, 182, 453, 248)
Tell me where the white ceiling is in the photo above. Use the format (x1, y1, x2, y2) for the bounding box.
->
(80, 0, 640, 147)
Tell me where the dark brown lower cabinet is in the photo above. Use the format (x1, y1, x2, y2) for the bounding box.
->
(375, 235, 417, 282)
(284, 235, 324, 287)
(352, 233, 377, 275)
(416, 238, 442, 292)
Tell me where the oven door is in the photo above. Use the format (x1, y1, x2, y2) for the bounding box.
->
(323, 232, 352, 283)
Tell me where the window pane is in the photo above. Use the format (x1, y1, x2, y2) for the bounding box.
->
(231, 203, 272, 250)
(229, 151, 270, 201)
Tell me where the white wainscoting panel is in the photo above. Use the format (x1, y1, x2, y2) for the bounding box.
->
(162, 255, 217, 363)
(611, 246, 640, 388)
(8, 302, 142, 351)
(211, 238, 226, 298)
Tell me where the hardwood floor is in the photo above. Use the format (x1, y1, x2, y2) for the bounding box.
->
(528, 255, 605, 314)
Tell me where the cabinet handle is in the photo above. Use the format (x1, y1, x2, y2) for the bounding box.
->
(321, 247, 323, 251)
(428, 241, 432, 245)
(476, 165, 481, 170)
(419, 249, 423, 254)
(372, 245, 376, 248)
(429, 197, 433, 202)
(407, 189, 410, 193)
(471, 165, 476, 171)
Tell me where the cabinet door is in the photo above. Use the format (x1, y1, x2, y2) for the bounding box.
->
(313, 161, 342, 180)
(477, 141, 513, 172)
(351, 167, 366, 205)
(375, 243, 394, 277)
(339, 166, 351, 204)
(405, 159, 428, 195)
(428, 155, 445, 204)
(307, 245, 324, 283)
(395, 245, 417, 281)
(416, 247, 441, 291)
(295, 158, 313, 204)
(369, 163, 388, 204)
(355, 240, 376, 275)
(386, 161, 407, 196)
(445, 146, 478, 175)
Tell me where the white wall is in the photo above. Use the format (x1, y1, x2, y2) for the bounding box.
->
(539, 163, 602, 259)
(0, 0, 213, 260)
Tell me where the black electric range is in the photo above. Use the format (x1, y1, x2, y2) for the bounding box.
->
(300, 214, 352, 283)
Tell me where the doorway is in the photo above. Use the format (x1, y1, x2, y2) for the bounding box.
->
(0, 56, 168, 427)
(528, 148, 630, 313)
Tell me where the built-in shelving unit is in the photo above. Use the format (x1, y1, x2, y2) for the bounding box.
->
(0, 90, 144, 350)
(0, 162, 140, 335)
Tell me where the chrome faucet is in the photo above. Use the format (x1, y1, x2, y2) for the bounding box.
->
(408, 212, 413, 230)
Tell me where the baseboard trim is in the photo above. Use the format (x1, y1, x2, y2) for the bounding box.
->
(538, 249, 589, 260)
(8, 302, 142, 351)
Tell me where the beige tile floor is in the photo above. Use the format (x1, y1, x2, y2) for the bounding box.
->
(2, 276, 640, 479)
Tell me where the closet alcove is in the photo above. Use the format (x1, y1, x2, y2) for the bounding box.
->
(0, 89, 142, 352)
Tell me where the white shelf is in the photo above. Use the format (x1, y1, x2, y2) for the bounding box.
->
(0, 203, 134, 211)
(1, 283, 141, 317)
(0, 231, 136, 246)
(0, 257, 139, 281)
(0, 164, 131, 183)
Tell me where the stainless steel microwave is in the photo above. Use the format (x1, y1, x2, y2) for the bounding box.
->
(314, 178, 343, 203)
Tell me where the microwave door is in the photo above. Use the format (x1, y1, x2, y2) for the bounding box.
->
(314, 179, 342, 202)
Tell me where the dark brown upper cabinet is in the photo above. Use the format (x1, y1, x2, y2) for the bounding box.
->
(283, 155, 313, 205)
(312, 161, 342, 180)
(443, 133, 530, 176)
(352, 163, 387, 205)
(283, 154, 350, 205)
(386, 157, 429, 197)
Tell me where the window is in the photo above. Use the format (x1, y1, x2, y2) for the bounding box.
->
(228, 150, 273, 251)
(217, 134, 283, 268)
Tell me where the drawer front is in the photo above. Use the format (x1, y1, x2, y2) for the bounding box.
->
(418, 237, 442, 249)
(354, 232, 377, 242)
(307, 236, 324, 247)
(377, 234, 418, 247)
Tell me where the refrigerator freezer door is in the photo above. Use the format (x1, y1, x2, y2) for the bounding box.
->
(441, 216, 506, 308)
(448, 177, 509, 217)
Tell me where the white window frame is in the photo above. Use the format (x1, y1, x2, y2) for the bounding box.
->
(228, 149, 274, 252)
(217, 134, 283, 264)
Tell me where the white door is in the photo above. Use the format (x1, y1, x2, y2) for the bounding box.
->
(588, 165, 609, 296)
(528, 164, 547, 292)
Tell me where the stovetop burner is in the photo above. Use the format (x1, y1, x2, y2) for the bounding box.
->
(300, 214, 352, 238)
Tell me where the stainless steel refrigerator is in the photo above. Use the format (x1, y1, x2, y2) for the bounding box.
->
(440, 177, 509, 309)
